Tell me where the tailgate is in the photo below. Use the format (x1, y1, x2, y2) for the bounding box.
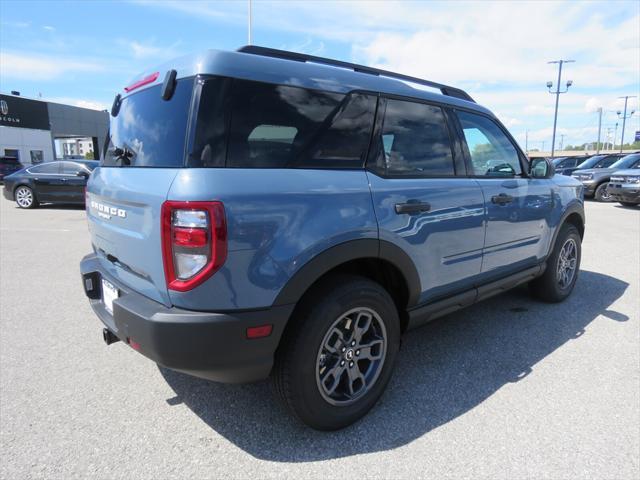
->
(86, 167, 179, 306)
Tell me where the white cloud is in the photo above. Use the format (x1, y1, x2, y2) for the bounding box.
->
(0, 51, 105, 80)
(43, 25, 55, 32)
(47, 97, 108, 111)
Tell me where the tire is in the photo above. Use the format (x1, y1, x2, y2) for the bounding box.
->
(14, 185, 38, 209)
(620, 202, 638, 207)
(529, 224, 581, 302)
(594, 182, 612, 202)
(272, 274, 401, 430)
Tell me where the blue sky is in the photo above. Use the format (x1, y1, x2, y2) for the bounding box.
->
(1, 0, 638, 151)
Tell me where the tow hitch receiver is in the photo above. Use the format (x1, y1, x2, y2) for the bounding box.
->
(103, 328, 120, 345)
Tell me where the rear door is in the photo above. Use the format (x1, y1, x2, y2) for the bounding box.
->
(455, 110, 554, 276)
(367, 97, 486, 304)
(28, 162, 63, 201)
(86, 77, 194, 306)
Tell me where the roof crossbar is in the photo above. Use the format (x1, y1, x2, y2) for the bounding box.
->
(237, 45, 475, 103)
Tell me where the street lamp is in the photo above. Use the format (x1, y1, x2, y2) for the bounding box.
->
(616, 95, 637, 153)
(547, 59, 575, 158)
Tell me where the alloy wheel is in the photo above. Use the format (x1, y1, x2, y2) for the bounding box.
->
(316, 307, 387, 406)
(15, 187, 33, 208)
(557, 238, 577, 289)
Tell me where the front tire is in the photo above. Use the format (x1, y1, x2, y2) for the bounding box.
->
(272, 275, 400, 430)
(15, 185, 38, 209)
(594, 182, 612, 202)
(530, 224, 581, 302)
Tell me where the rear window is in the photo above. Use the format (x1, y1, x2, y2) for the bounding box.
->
(191, 78, 376, 168)
(102, 78, 193, 167)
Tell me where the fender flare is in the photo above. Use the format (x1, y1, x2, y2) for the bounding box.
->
(273, 239, 422, 308)
(547, 202, 585, 258)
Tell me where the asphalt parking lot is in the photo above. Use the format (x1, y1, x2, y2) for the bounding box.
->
(0, 195, 638, 479)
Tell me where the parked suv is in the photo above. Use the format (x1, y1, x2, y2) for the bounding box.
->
(608, 163, 640, 206)
(0, 156, 23, 182)
(572, 153, 640, 202)
(80, 46, 585, 430)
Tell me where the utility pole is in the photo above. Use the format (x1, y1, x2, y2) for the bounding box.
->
(596, 107, 603, 154)
(605, 127, 613, 151)
(541, 140, 545, 152)
(613, 122, 619, 151)
(247, 0, 252, 45)
(559, 134, 565, 152)
(617, 95, 637, 153)
(525, 130, 529, 153)
(547, 59, 575, 159)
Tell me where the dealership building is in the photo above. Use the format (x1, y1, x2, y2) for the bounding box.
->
(0, 93, 109, 165)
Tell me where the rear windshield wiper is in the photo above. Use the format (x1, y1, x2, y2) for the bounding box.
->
(112, 144, 136, 166)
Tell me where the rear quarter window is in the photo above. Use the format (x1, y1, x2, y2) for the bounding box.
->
(191, 78, 376, 169)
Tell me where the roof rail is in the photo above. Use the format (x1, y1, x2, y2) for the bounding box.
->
(237, 45, 475, 103)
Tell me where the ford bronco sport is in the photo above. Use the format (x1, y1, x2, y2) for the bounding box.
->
(81, 46, 585, 430)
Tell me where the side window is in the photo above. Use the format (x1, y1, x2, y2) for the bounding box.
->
(61, 162, 82, 174)
(457, 111, 522, 177)
(373, 99, 455, 176)
(193, 78, 376, 169)
(29, 162, 60, 174)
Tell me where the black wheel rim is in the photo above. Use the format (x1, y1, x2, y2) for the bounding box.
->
(315, 307, 387, 406)
(557, 238, 577, 289)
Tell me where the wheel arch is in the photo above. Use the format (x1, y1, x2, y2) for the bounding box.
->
(547, 202, 585, 258)
(273, 239, 421, 332)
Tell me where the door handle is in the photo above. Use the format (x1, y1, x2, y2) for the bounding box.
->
(491, 193, 514, 205)
(395, 201, 431, 214)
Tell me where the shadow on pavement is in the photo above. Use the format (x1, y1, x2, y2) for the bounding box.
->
(159, 270, 628, 462)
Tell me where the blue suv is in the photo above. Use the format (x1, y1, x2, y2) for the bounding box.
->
(80, 46, 585, 430)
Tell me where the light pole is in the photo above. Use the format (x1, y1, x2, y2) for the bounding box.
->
(616, 95, 637, 153)
(596, 107, 602, 154)
(247, 0, 252, 45)
(547, 59, 575, 158)
(559, 133, 565, 151)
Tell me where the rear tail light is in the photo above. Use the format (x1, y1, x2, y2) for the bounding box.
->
(161, 201, 227, 292)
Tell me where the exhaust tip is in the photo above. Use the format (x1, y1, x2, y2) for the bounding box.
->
(102, 328, 120, 346)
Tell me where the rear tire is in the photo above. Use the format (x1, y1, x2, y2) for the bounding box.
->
(14, 185, 38, 209)
(530, 224, 581, 302)
(272, 274, 400, 430)
(594, 182, 612, 202)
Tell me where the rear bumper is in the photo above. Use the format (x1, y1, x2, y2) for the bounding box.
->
(607, 184, 640, 204)
(80, 253, 294, 383)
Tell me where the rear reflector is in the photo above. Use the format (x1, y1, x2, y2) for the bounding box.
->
(246, 325, 273, 339)
(124, 72, 159, 92)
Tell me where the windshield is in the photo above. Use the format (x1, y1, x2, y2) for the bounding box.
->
(576, 155, 604, 169)
(102, 78, 193, 167)
(610, 154, 640, 169)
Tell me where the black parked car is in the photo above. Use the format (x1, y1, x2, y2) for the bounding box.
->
(0, 156, 24, 182)
(2, 160, 99, 208)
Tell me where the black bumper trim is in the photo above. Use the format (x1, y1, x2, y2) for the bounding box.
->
(80, 253, 294, 383)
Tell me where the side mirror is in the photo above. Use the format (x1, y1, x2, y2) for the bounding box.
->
(76, 170, 89, 178)
(530, 157, 555, 179)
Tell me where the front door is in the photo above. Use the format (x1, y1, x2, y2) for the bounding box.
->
(60, 161, 89, 202)
(367, 98, 486, 304)
(455, 110, 554, 276)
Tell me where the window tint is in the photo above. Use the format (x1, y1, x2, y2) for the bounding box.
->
(373, 99, 454, 176)
(29, 162, 60, 174)
(458, 111, 522, 176)
(103, 79, 193, 167)
(193, 78, 375, 168)
(61, 161, 88, 174)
